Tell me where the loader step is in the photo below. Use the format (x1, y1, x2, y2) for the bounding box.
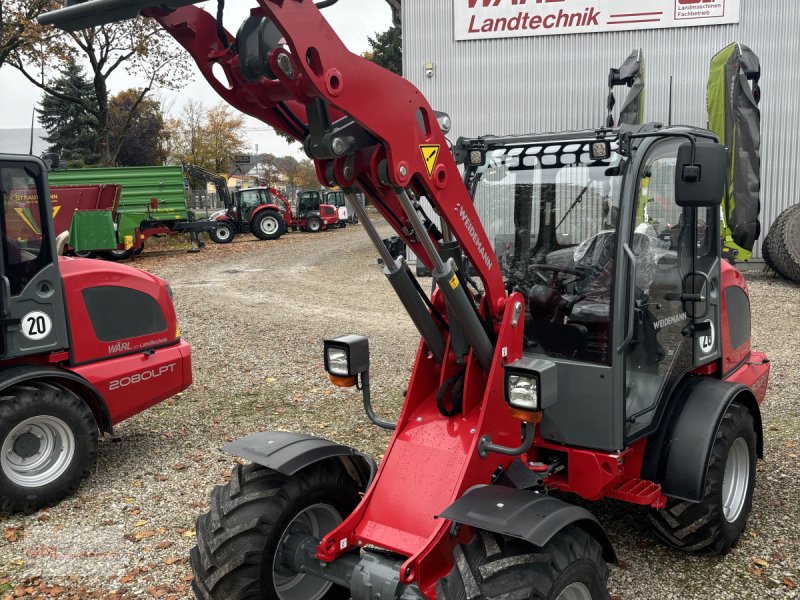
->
(605, 478, 666, 508)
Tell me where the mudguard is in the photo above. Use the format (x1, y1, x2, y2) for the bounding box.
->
(223, 430, 377, 490)
(0, 365, 113, 433)
(439, 485, 616, 563)
(642, 377, 762, 502)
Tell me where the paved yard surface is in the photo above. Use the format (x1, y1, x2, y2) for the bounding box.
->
(1, 221, 798, 599)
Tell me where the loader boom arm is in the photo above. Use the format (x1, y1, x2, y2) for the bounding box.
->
(41, 0, 507, 324)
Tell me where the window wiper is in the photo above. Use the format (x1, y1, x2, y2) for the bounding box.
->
(555, 180, 592, 232)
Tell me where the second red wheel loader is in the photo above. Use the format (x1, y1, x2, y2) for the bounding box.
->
(42, 2, 771, 599)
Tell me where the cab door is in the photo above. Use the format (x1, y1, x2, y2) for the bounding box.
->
(0, 156, 70, 358)
(621, 139, 718, 440)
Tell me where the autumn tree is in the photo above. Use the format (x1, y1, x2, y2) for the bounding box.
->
(167, 101, 247, 173)
(367, 24, 402, 75)
(37, 62, 100, 166)
(108, 89, 165, 166)
(8, 6, 191, 165)
(0, 0, 55, 69)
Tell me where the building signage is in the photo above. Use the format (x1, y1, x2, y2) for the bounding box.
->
(455, 0, 740, 41)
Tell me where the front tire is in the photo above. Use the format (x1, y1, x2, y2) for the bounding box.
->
(253, 210, 286, 241)
(437, 526, 609, 600)
(648, 401, 757, 555)
(306, 217, 323, 233)
(0, 382, 98, 514)
(210, 222, 236, 244)
(191, 461, 360, 600)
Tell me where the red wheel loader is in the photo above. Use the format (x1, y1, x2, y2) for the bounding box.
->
(41, 2, 770, 599)
(0, 154, 192, 513)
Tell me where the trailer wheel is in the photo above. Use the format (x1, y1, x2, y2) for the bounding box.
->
(648, 401, 756, 555)
(253, 210, 286, 241)
(133, 243, 145, 256)
(72, 250, 97, 259)
(306, 217, 323, 233)
(437, 526, 609, 600)
(0, 382, 98, 514)
(101, 248, 133, 261)
(190, 461, 359, 600)
(210, 222, 236, 244)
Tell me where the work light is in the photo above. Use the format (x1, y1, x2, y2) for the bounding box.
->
(504, 357, 557, 418)
(506, 372, 540, 412)
(590, 140, 611, 161)
(323, 335, 370, 387)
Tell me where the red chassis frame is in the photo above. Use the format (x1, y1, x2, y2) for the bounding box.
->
(134, 2, 769, 597)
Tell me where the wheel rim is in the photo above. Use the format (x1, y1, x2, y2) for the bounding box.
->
(309, 220, 321, 232)
(556, 582, 592, 600)
(260, 216, 279, 236)
(722, 437, 750, 523)
(273, 503, 342, 600)
(1, 416, 76, 487)
(216, 226, 231, 241)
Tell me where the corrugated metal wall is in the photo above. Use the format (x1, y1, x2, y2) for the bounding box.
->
(402, 0, 800, 258)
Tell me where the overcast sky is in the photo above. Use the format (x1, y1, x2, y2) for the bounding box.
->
(0, 1, 392, 159)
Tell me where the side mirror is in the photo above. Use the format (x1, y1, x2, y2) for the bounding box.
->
(675, 140, 726, 208)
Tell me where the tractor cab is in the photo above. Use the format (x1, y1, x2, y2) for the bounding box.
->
(460, 124, 728, 448)
(208, 184, 292, 243)
(297, 190, 340, 232)
(324, 190, 350, 227)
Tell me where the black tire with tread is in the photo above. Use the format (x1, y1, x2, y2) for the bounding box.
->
(190, 461, 360, 600)
(210, 222, 236, 244)
(763, 204, 800, 276)
(0, 381, 98, 514)
(768, 205, 800, 283)
(306, 217, 323, 233)
(436, 525, 609, 600)
(648, 401, 756, 555)
(101, 248, 133, 261)
(252, 210, 286, 241)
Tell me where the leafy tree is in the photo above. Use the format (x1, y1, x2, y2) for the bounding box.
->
(167, 101, 247, 173)
(367, 24, 402, 75)
(203, 104, 247, 173)
(0, 0, 55, 69)
(37, 62, 100, 166)
(108, 89, 165, 166)
(9, 7, 191, 165)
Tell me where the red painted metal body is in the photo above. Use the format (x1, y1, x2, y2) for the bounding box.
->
(138, 3, 769, 597)
(3, 256, 192, 428)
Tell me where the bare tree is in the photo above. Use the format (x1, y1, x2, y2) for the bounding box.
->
(8, 5, 191, 165)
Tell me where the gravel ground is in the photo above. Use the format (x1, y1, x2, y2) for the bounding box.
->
(1, 218, 799, 599)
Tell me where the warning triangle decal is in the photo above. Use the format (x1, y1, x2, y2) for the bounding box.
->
(420, 144, 440, 178)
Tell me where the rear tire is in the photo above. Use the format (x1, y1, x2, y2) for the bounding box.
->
(72, 249, 97, 259)
(306, 217, 323, 233)
(190, 461, 360, 600)
(253, 210, 286, 241)
(0, 382, 98, 514)
(210, 222, 236, 244)
(437, 526, 609, 600)
(101, 248, 133, 261)
(648, 401, 756, 555)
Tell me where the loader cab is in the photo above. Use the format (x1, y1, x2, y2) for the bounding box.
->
(463, 126, 724, 450)
(235, 188, 271, 224)
(0, 155, 70, 359)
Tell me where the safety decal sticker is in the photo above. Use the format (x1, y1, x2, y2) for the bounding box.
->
(21, 311, 52, 341)
(420, 144, 441, 178)
(449, 274, 459, 290)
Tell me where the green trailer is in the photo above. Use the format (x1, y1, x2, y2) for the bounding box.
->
(48, 165, 216, 258)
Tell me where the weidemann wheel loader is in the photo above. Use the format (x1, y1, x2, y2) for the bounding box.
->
(41, 2, 771, 598)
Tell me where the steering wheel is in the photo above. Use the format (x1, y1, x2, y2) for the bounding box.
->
(527, 263, 584, 288)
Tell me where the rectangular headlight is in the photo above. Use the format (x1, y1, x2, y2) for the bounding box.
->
(507, 373, 539, 411)
(504, 357, 558, 414)
(323, 335, 370, 378)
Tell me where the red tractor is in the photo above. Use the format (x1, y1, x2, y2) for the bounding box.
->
(184, 164, 294, 243)
(42, 3, 770, 599)
(0, 153, 192, 513)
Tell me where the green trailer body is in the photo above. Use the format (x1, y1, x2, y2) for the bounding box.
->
(48, 165, 189, 244)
